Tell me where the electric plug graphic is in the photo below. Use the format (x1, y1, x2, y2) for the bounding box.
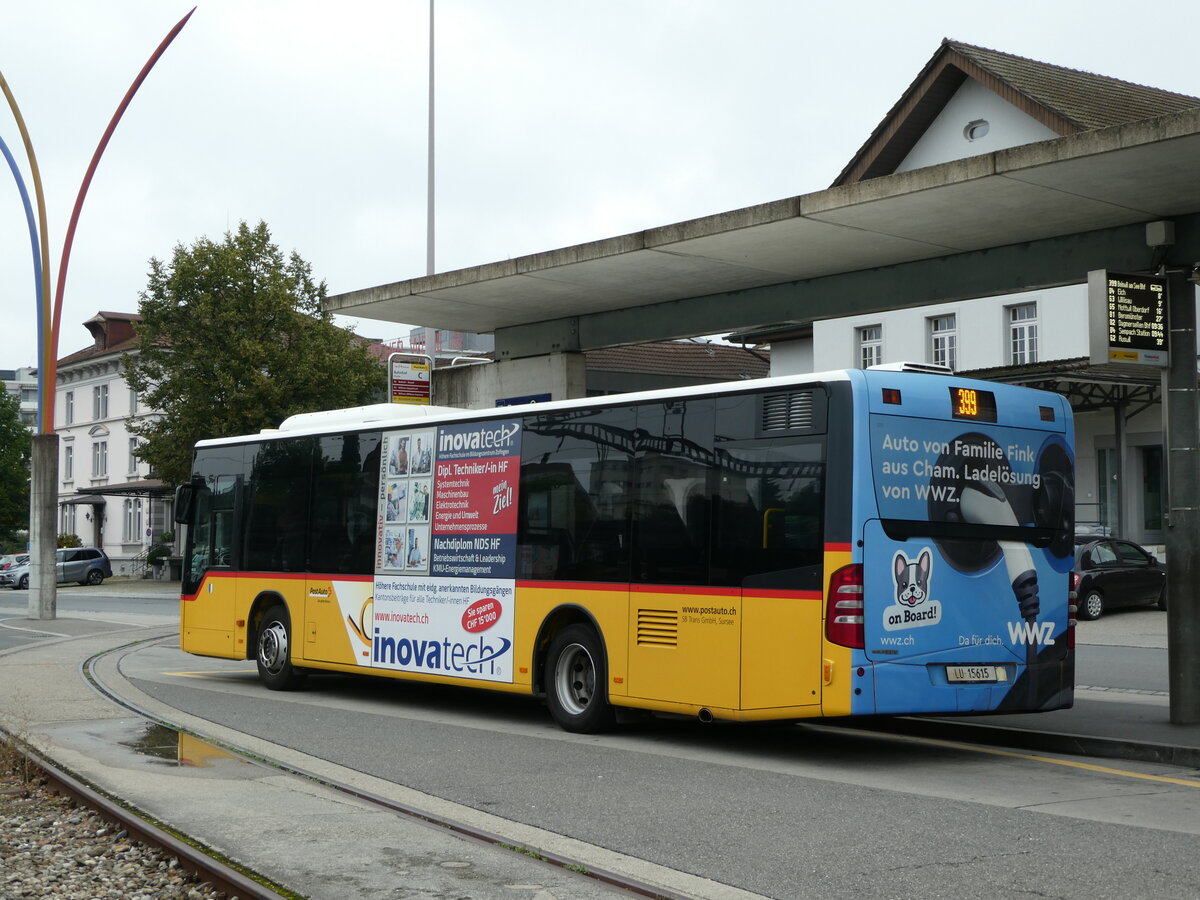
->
(959, 479, 1040, 622)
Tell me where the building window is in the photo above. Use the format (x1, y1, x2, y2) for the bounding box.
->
(61, 504, 76, 537)
(129, 437, 140, 474)
(123, 498, 143, 543)
(65, 391, 74, 425)
(858, 325, 882, 368)
(92, 441, 108, 477)
(129, 388, 138, 415)
(1009, 302, 1039, 364)
(929, 315, 957, 370)
(64, 445, 74, 482)
(93, 384, 108, 420)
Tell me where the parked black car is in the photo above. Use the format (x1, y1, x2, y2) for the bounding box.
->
(1071, 538, 1166, 620)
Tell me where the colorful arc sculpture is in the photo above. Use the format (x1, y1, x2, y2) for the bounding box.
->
(0, 7, 195, 434)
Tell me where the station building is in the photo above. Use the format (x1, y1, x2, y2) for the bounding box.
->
(327, 39, 1200, 551)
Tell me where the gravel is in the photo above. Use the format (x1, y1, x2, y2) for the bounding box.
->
(0, 773, 230, 900)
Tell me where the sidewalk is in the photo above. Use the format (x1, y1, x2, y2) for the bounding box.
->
(891, 609, 1200, 767)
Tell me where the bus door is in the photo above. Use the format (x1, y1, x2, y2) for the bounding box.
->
(181, 474, 239, 657)
(720, 439, 826, 712)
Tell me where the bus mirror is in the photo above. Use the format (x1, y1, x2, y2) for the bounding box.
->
(174, 481, 199, 525)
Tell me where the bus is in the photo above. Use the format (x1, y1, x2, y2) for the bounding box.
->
(174, 364, 1076, 733)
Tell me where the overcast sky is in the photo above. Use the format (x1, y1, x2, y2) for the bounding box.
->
(2, 0, 1197, 369)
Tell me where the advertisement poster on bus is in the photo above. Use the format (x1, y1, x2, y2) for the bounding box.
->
(429, 419, 521, 579)
(332, 576, 515, 683)
(368, 575, 515, 683)
(377, 428, 436, 573)
(865, 413, 1074, 711)
(367, 417, 522, 683)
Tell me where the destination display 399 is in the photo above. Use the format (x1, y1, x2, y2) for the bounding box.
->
(1087, 269, 1168, 367)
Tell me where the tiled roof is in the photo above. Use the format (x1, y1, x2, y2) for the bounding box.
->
(834, 39, 1200, 186)
(58, 312, 143, 368)
(584, 341, 769, 380)
(948, 40, 1200, 130)
(57, 337, 140, 368)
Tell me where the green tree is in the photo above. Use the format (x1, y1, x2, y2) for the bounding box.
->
(0, 391, 31, 547)
(124, 221, 386, 486)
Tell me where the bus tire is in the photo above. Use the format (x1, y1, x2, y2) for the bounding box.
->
(256, 604, 307, 691)
(545, 624, 614, 733)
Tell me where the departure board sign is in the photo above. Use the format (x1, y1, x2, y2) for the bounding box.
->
(1088, 270, 1168, 366)
(389, 353, 433, 404)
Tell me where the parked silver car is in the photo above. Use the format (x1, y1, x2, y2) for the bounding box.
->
(0, 548, 112, 590)
(0, 553, 29, 572)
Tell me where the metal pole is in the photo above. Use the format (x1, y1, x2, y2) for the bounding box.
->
(1164, 268, 1200, 724)
(426, 0, 435, 276)
(1114, 398, 1127, 537)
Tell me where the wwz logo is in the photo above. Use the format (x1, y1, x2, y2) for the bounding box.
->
(1007, 620, 1055, 646)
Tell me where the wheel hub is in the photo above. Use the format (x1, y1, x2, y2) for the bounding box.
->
(258, 622, 289, 675)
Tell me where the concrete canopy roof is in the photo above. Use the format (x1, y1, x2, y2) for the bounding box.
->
(326, 108, 1200, 343)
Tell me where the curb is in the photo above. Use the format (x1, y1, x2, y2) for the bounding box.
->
(855, 716, 1200, 769)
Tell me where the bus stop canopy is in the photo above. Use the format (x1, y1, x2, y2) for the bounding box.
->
(327, 108, 1200, 356)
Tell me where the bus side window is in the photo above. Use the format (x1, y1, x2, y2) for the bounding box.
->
(519, 408, 635, 582)
(190, 474, 236, 576)
(243, 439, 313, 573)
(714, 440, 825, 589)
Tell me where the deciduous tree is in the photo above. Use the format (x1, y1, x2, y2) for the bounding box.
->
(124, 221, 386, 485)
(0, 391, 31, 548)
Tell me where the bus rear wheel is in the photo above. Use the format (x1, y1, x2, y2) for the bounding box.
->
(256, 604, 307, 691)
(545, 624, 614, 733)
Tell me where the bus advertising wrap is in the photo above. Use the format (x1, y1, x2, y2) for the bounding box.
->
(866, 414, 1074, 713)
(366, 419, 522, 683)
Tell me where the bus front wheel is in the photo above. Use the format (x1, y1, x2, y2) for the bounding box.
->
(256, 604, 307, 691)
(545, 624, 614, 733)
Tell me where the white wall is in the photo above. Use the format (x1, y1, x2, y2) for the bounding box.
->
(768, 339, 812, 375)
(56, 357, 159, 568)
(793, 284, 1087, 374)
(896, 78, 1059, 173)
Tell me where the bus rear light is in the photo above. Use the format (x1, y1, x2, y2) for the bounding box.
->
(882, 388, 902, 405)
(827, 564, 865, 648)
(1067, 572, 1078, 648)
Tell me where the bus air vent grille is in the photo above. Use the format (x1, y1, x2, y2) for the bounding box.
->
(762, 391, 814, 431)
(637, 608, 679, 646)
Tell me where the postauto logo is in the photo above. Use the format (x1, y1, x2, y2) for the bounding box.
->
(372, 629, 512, 678)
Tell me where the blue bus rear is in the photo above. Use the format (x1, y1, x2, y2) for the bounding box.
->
(848, 367, 1074, 715)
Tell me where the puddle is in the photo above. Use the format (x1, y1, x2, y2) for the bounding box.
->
(120, 722, 243, 768)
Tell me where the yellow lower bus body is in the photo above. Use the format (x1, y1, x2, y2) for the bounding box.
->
(180, 549, 856, 723)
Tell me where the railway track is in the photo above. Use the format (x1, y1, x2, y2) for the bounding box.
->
(0, 726, 293, 899)
(5, 636, 687, 900)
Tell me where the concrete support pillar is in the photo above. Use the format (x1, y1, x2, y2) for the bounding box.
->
(1164, 270, 1199, 724)
(433, 353, 588, 409)
(28, 433, 59, 620)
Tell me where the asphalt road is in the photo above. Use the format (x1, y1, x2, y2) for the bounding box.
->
(4, 585, 1195, 899)
(120, 635, 1197, 900)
